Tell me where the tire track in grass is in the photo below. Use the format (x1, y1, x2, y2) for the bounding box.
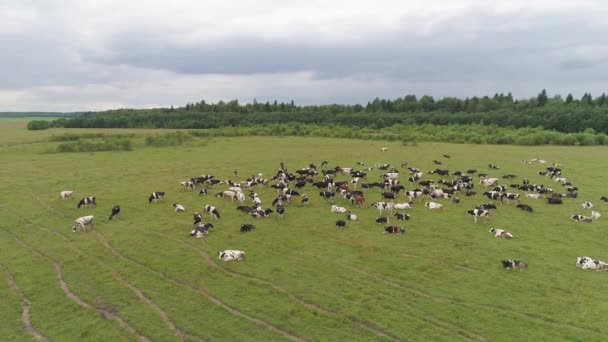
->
(0, 226, 150, 342)
(400, 253, 476, 272)
(1, 264, 48, 341)
(95, 232, 306, 342)
(1, 206, 204, 341)
(341, 263, 604, 336)
(149, 227, 402, 341)
(8, 194, 304, 341)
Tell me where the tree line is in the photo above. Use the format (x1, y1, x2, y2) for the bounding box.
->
(30, 90, 608, 133)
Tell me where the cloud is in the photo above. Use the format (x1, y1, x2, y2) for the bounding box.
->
(1, 0, 607, 111)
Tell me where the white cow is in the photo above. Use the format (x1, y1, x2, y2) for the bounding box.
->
(489, 227, 514, 239)
(72, 215, 94, 232)
(331, 205, 348, 213)
(480, 178, 499, 188)
(526, 193, 541, 199)
(218, 250, 246, 261)
(380, 147, 388, 152)
(424, 202, 443, 209)
(59, 190, 73, 200)
(393, 202, 413, 210)
(576, 256, 608, 271)
(173, 203, 186, 212)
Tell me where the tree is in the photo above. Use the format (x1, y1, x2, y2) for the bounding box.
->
(537, 89, 548, 106)
(565, 93, 574, 104)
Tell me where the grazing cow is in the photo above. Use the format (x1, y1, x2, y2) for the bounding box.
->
(504, 193, 520, 203)
(466, 169, 477, 174)
(516, 204, 533, 213)
(576, 256, 608, 271)
(173, 203, 185, 212)
(376, 217, 390, 224)
(384, 226, 405, 234)
(336, 220, 346, 228)
(193, 212, 203, 224)
(476, 203, 497, 210)
(468, 209, 490, 223)
(301, 194, 309, 206)
(240, 224, 256, 232)
(59, 190, 73, 200)
(272, 194, 290, 206)
(108, 205, 120, 220)
(345, 212, 358, 221)
(72, 215, 94, 232)
(393, 202, 413, 210)
(320, 191, 336, 200)
(483, 191, 504, 202)
(276, 205, 285, 219)
(352, 195, 365, 208)
(380, 147, 388, 152)
(77, 196, 96, 208)
(581, 201, 594, 209)
(489, 227, 514, 239)
(394, 212, 410, 221)
(331, 205, 348, 213)
(405, 190, 424, 201)
(149, 192, 165, 203)
(218, 250, 246, 262)
(547, 197, 563, 204)
(501, 260, 527, 270)
(216, 190, 237, 201)
(390, 185, 405, 194)
(180, 180, 195, 190)
(198, 189, 208, 196)
(251, 208, 273, 218)
(371, 202, 393, 214)
(424, 202, 443, 209)
(204, 205, 221, 219)
(526, 193, 541, 199)
(480, 178, 499, 188)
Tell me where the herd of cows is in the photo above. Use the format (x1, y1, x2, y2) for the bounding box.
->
(59, 150, 608, 268)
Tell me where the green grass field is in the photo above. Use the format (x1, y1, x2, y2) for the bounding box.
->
(1, 121, 607, 341)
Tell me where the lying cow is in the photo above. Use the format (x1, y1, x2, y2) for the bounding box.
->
(384, 226, 405, 234)
(424, 202, 443, 209)
(218, 250, 246, 261)
(501, 259, 527, 270)
(576, 256, 608, 271)
(190, 223, 214, 238)
(240, 224, 256, 232)
(489, 227, 514, 239)
(72, 215, 94, 232)
(571, 214, 593, 223)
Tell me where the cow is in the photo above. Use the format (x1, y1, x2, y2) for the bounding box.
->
(276, 205, 285, 219)
(218, 250, 246, 261)
(376, 217, 390, 224)
(72, 215, 94, 232)
(516, 204, 533, 213)
(59, 190, 73, 200)
(581, 201, 594, 209)
(216, 190, 237, 201)
(547, 197, 563, 204)
(345, 212, 358, 221)
(601, 196, 608, 203)
(483, 191, 504, 202)
(352, 195, 365, 208)
(301, 194, 309, 206)
(433, 160, 443, 165)
(502, 174, 517, 179)
(193, 212, 203, 224)
(336, 220, 346, 228)
(371, 202, 393, 214)
(424, 202, 443, 209)
(393, 202, 413, 210)
(501, 260, 527, 270)
(198, 189, 208, 196)
(173, 203, 185, 212)
(480, 178, 499, 188)
(204, 205, 221, 219)
(320, 191, 336, 200)
(380, 147, 388, 152)
(489, 227, 514, 239)
(240, 224, 256, 232)
(190, 223, 214, 237)
(149, 192, 165, 203)
(443, 154, 450, 158)
(251, 208, 273, 218)
(504, 193, 520, 204)
(466, 169, 477, 174)
(576, 256, 608, 271)
(526, 193, 541, 199)
(393, 212, 410, 221)
(591, 211, 601, 220)
(571, 214, 593, 223)
(108, 205, 120, 220)
(476, 204, 497, 210)
(390, 185, 405, 194)
(489, 164, 500, 169)
(381, 192, 396, 201)
(384, 226, 405, 234)
(331, 205, 348, 213)
(77, 196, 96, 208)
(467, 209, 490, 223)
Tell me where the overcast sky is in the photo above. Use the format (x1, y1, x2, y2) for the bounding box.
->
(1, 0, 607, 111)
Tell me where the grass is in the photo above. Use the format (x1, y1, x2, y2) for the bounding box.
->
(1, 122, 607, 341)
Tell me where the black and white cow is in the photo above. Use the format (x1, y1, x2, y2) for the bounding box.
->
(384, 226, 405, 234)
(301, 195, 309, 206)
(576, 256, 608, 271)
(393, 212, 410, 221)
(276, 205, 285, 219)
(345, 212, 358, 221)
(581, 201, 594, 209)
(173, 203, 186, 212)
(501, 259, 527, 270)
(204, 205, 221, 219)
(504, 193, 520, 204)
(320, 191, 335, 200)
(193, 212, 203, 224)
(483, 191, 504, 201)
(77, 196, 96, 208)
(218, 250, 246, 261)
(72, 215, 94, 232)
(515, 204, 533, 213)
(547, 197, 563, 204)
(488, 164, 500, 169)
(424, 202, 443, 209)
(335, 220, 346, 228)
(376, 217, 390, 224)
(108, 205, 120, 220)
(251, 208, 273, 218)
(198, 189, 208, 196)
(467, 209, 490, 223)
(190, 223, 214, 237)
(570, 214, 593, 223)
(149, 192, 165, 203)
(489, 227, 514, 239)
(601, 196, 608, 203)
(240, 224, 256, 232)
(331, 205, 348, 213)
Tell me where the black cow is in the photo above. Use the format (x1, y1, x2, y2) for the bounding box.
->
(240, 224, 256, 232)
(335, 220, 346, 228)
(390, 185, 405, 194)
(393, 212, 410, 221)
(108, 205, 120, 220)
(502, 174, 517, 179)
(384, 226, 405, 234)
(466, 169, 477, 174)
(601, 196, 608, 203)
(77, 196, 96, 208)
(381, 192, 396, 200)
(276, 204, 285, 219)
(236, 205, 254, 214)
(376, 217, 390, 224)
(320, 191, 335, 200)
(476, 203, 497, 210)
(148, 192, 165, 203)
(515, 204, 533, 213)
(547, 197, 563, 204)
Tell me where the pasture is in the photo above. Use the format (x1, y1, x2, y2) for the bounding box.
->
(1, 122, 607, 341)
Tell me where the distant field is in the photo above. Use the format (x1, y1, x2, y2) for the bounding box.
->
(1, 123, 607, 341)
